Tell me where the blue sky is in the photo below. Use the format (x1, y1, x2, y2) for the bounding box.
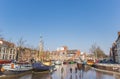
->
(0, 0, 120, 54)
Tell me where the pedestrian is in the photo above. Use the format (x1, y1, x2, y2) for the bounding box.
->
(75, 67, 77, 73)
(70, 68, 72, 73)
(61, 67, 64, 73)
(70, 75, 72, 79)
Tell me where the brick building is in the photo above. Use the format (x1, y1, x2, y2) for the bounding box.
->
(110, 32, 120, 63)
(116, 32, 120, 63)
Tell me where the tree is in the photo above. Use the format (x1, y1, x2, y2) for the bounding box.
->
(89, 44, 107, 59)
(17, 37, 26, 48)
(16, 37, 27, 61)
(0, 30, 4, 40)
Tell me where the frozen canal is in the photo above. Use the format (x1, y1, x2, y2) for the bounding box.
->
(0, 64, 120, 79)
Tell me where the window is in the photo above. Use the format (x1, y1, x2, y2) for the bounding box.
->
(9, 55, 12, 59)
(13, 55, 14, 59)
(0, 47, 1, 52)
(13, 49, 15, 54)
(10, 49, 12, 54)
(3, 48, 5, 53)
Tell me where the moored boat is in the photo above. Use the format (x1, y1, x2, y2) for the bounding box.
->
(42, 61, 52, 66)
(32, 62, 52, 72)
(77, 62, 84, 69)
(63, 61, 68, 64)
(1, 62, 33, 75)
(54, 60, 62, 65)
(0, 60, 11, 64)
(0, 60, 11, 72)
(87, 59, 95, 66)
(69, 61, 76, 64)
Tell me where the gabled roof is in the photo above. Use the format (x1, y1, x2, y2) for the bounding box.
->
(0, 39, 15, 47)
(116, 32, 120, 42)
(67, 50, 77, 54)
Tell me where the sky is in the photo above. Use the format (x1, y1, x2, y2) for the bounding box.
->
(0, 0, 120, 54)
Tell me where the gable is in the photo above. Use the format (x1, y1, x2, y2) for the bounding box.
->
(116, 35, 120, 43)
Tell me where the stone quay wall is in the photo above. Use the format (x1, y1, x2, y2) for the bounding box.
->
(94, 63, 120, 73)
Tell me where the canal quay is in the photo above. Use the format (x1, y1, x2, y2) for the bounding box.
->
(0, 64, 120, 79)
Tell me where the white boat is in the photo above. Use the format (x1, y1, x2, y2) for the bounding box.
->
(1, 62, 33, 74)
(54, 60, 62, 65)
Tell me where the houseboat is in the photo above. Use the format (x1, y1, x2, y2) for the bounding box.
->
(1, 62, 33, 75)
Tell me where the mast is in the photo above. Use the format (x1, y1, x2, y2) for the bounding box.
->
(39, 36, 44, 52)
(39, 36, 44, 61)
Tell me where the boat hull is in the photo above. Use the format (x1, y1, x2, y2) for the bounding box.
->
(87, 60, 95, 66)
(77, 63, 84, 69)
(1, 63, 33, 75)
(2, 69, 32, 75)
(32, 62, 51, 72)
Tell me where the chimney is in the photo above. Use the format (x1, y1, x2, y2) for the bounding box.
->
(118, 32, 120, 36)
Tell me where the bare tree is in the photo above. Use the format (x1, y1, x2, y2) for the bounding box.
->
(25, 44, 35, 50)
(89, 43, 97, 54)
(17, 37, 26, 48)
(0, 30, 4, 40)
(0, 33, 1, 38)
(16, 37, 27, 61)
(89, 43, 107, 59)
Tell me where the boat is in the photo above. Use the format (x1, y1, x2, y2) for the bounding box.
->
(75, 57, 85, 70)
(42, 61, 52, 66)
(68, 61, 76, 64)
(32, 62, 52, 72)
(32, 37, 53, 73)
(1, 62, 33, 74)
(54, 60, 62, 65)
(77, 62, 84, 69)
(0, 60, 11, 72)
(87, 59, 95, 66)
(0, 60, 11, 64)
(63, 61, 68, 64)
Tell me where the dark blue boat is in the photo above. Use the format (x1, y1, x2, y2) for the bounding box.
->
(32, 62, 51, 72)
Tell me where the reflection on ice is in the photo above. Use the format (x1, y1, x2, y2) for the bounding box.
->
(0, 64, 119, 79)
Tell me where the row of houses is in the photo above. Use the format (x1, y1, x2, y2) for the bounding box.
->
(50, 46, 80, 61)
(0, 39, 38, 62)
(110, 32, 120, 63)
(1, 39, 110, 63)
(0, 39, 81, 62)
(50, 46, 91, 62)
(0, 39, 16, 60)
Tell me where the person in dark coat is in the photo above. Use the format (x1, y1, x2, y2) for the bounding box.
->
(75, 67, 77, 73)
(61, 67, 64, 73)
(70, 68, 72, 73)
